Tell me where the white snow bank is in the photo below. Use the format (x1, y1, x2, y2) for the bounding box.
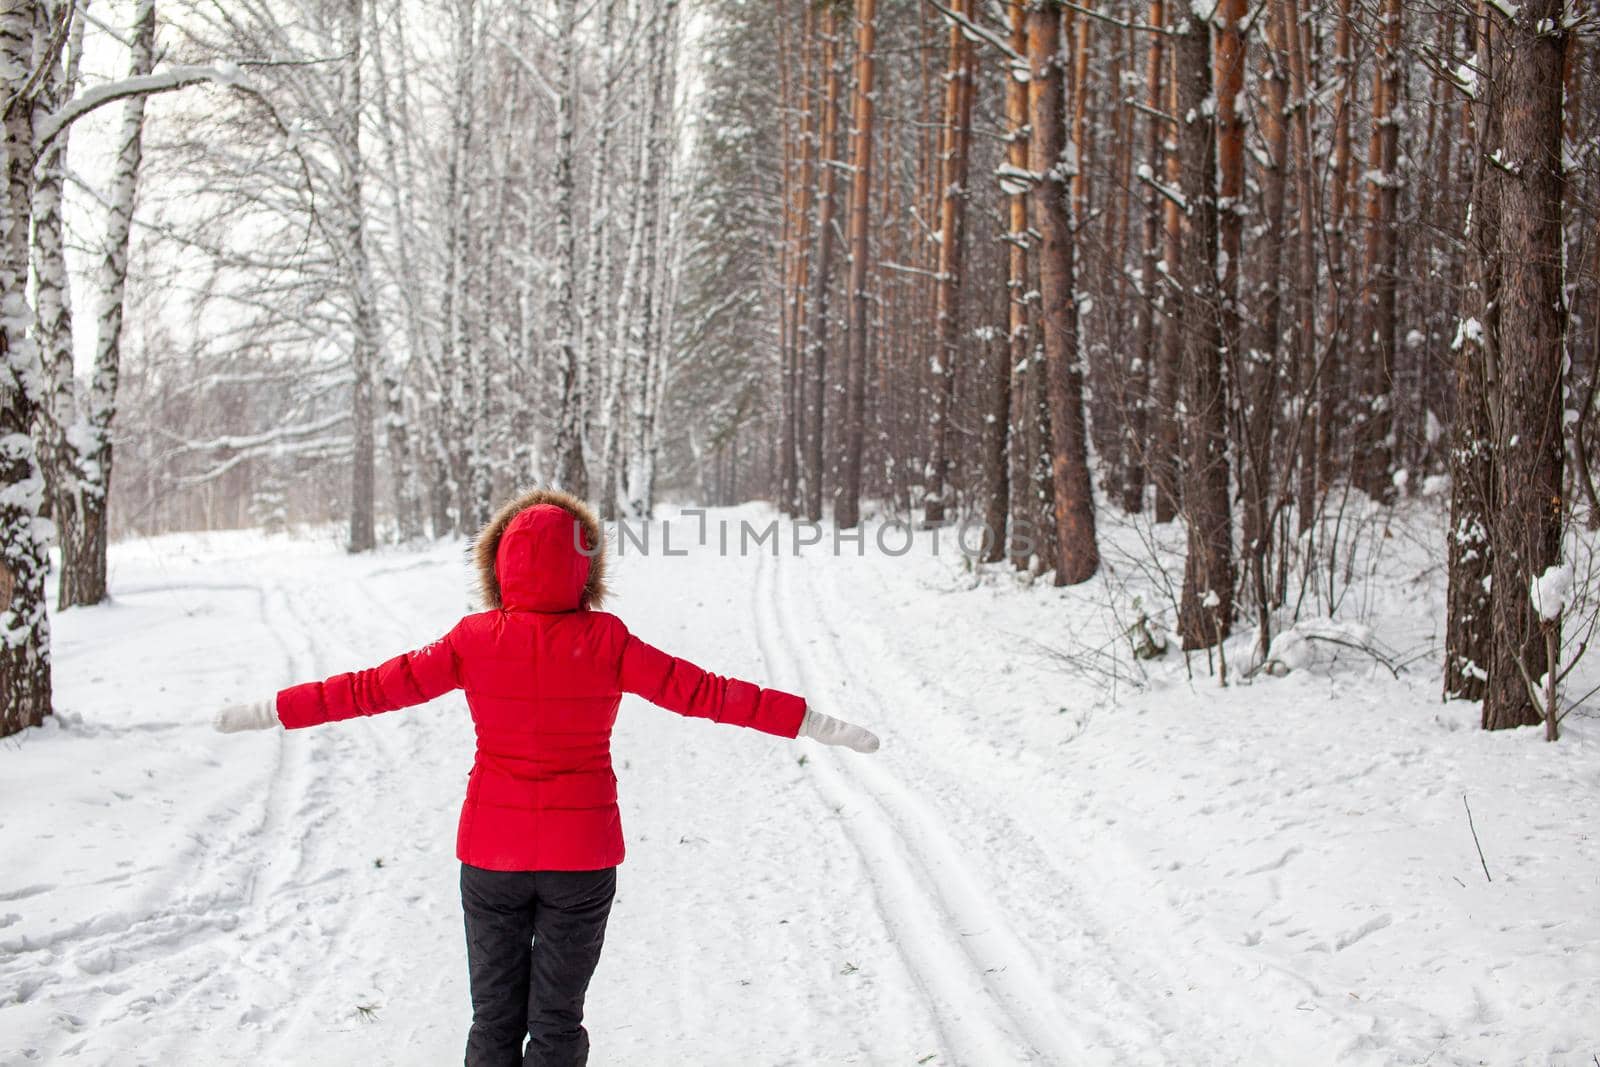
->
(1260, 617, 1381, 677)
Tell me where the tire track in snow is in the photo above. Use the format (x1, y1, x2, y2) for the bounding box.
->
(751, 547, 1107, 1066)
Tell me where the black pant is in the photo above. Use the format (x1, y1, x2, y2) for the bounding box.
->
(461, 864, 616, 1067)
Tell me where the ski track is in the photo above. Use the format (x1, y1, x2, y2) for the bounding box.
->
(5, 562, 457, 1063)
(2, 577, 300, 1062)
(797, 554, 1228, 1049)
(250, 565, 466, 1059)
(797, 549, 1447, 1063)
(755, 546, 1128, 1066)
(796, 546, 1359, 1063)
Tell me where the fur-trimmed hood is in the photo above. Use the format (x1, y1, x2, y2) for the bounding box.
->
(473, 488, 607, 612)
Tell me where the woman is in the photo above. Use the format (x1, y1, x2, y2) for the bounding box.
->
(215, 488, 879, 1066)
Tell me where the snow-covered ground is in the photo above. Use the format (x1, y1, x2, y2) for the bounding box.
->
(4, 504, 1598, 1065)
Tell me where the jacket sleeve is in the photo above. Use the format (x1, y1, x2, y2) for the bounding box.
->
(276, 628, 462, 730)
(618, 631, 806, 739)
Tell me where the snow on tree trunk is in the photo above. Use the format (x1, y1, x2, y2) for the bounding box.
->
(1482, 0, 1566, 731)
(1120, 0, 1165, 517)
(1237, 0, 1289, 656)
(1003, 4, 1034, 566)
(836, 0, 876, 531)
(923, 0, 974, 528)
(1027, 3, 1098, 587)
(1174, 1, 1235, 652)
(55, 0, 153, 610)
(365, 0, 423, 543)
(550, 0, 588, 497)
(341, 0, 377, 553)
(32, 1, 80, 607)
(1444, 13, 1499, 706)
(1, 0, 52, 737)
(801, 4, 841, 524)
(1355, 0, 1403, 502)
(1151, 36, 1184, 527)
(440, 0, 479, 535)
(600, 99, 650, 521)
(623, 0, 678, 520)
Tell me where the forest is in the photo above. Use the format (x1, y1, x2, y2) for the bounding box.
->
(1, 0, 1597, 745)
(5, 4, 1600, 1062)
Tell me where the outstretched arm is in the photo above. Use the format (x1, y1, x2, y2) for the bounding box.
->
(618, 633, 878, 752)
(215, 631, 461, 733)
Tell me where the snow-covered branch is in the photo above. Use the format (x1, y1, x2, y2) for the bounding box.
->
(34, 63, 251, 153)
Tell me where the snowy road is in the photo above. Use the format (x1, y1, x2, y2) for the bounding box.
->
(4, 507, 1598, 1065)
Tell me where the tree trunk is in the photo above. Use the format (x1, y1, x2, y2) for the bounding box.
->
(1483, 0, 1566, 732)
(1445, 4, 1499, 703)
(1122, 0, 1165, 516)
(366, 0, 423, 541)
(923, 0, 975, 527)
(551, 0, 588, 496)
(58, 0, 153, 609)
(1237, 0, 1289, 652)
(440, 0, 476, 535)
(1152, 38, 1183, 525)
(1, 0, 52, 736)
(1000, 3, 1032, 563)
(1284, 0, 1320, 537)
(1028, 2, 1098, 585)
(837, 0, 877, 530)
(804, 5, 843, 522)
(777, 0, 809, 516)
(1319, 0, 1354, 499)
(1355, 0, 1403, 501)
(1174, 1, 1235, 652)
(342, 0, 377, 552)
(33, 1, 79, 595)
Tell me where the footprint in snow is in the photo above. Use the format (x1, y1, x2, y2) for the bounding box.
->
(1335, 913, 1393, 951)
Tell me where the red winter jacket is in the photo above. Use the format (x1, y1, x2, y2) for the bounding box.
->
(275, 489, 806, 871)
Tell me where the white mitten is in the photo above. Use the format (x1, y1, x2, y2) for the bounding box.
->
(798, 707, 880, 753)
(214, 699, 280, 733)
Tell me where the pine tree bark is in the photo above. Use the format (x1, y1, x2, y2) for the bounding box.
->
(1319, 0, 1354, 499)
(1237, 0, 1289, 650)
(1483, 0, 1566, 732)
(1284, 0, 1320, 536)
(1028, 2, 1098, 585)
(1174, 1, 1235, 651)
(1122, 0, 1165, 516)
(1355, 0, 1403, 501)
(923, 0, 975, 526)
(1001, 3, 1032, 563)
(776, 0, 807, 516)
(1217, 0, 1269, 649)
(1152, 39, 1183, 525)
(837, 0, 877, 530)
(1445, 5, 1499, 703)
